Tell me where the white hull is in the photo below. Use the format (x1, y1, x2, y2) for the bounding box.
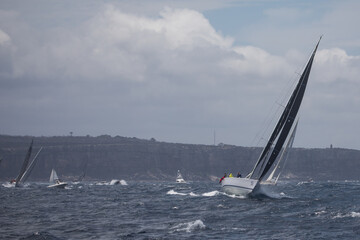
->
(221, 177, 258, 196)
(48, 182, 67, 189)
(176, 178, 186, 183)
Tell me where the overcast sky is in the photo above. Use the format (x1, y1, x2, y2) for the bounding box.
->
(0, 0, 359, 149)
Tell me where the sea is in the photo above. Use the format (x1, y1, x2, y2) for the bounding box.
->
(1, 180, 360, 240)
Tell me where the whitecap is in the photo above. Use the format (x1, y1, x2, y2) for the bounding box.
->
(167, 190, 187, 196)
(202, 190, 220, 197)
(350, 212, 360, 217)
(333, 211, 360, 219)
(95, 181, 108, 186)
(110, 179, 120, 185)
(120, 180, 128, 185)
(170, 219, 205, 233)
(189, 192, 199, 196)
(314, 210, 326, 215)
(2, 182, 15, 188)
(217, 204, 228, 209)
(222, 192, 246, 199)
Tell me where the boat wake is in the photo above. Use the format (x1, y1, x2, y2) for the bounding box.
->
(2, 182, 30, 188)
(2, 182, 15, 188)
(250, 185, 292, 199)
(222, 192, 247, 199)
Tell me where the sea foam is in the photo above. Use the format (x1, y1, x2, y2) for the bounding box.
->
(170, 219, 206, 233)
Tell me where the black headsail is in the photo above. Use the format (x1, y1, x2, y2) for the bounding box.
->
(250, 37, 321, 181)
(15, 139, 33, 186)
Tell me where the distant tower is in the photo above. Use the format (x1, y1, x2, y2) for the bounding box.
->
(330, 144, 333, 149)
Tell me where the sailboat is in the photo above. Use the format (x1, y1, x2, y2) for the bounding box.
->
(48, 169, 68, 188)
(10, 140, 43, 187)
(221, 37, 321, 196)
(176, 170, 186, 183)
(262, 119, 298, 185)
(73, 160, 88, 184)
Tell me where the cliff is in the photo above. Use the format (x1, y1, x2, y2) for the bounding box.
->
(0, 135, 359, 181)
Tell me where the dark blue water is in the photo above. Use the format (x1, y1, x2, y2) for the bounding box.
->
(1, 180, 359, 239)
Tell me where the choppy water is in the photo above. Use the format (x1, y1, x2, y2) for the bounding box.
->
(1, 180, 360, 239)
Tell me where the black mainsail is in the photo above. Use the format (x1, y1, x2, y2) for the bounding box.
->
(250, 37, 321, 181)
(15, 140, 33, 186)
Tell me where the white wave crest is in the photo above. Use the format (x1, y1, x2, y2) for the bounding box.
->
(202, 190, 220, 197)
(2, 182, 15, 188)
(171, 219, 206, 233)
(189, 192, 199, 196)
(314, 210, 327, 216)
(167, 189, 220, 197)
(167, 190, 187, 195)
(120, 180, 128, 185)
(333, 211, 360, 219)
(222, 192, 246, 199)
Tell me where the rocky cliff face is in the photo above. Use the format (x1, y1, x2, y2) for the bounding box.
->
(0, 135, 359, 181)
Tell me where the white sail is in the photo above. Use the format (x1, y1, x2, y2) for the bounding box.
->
(265, 120, 298, 183)
(49, 169, 59, 183)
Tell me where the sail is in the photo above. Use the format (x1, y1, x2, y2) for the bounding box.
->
(176, 170, 183, 180)
(76, 160, 88, 182)
(266, 119, 298, 182)
(49, 169, 59, 183)
(257, 37, 321, 181)
(15, 140, 33, 185)
(274, 119, 298, 183)
(19, 147, 43, 183)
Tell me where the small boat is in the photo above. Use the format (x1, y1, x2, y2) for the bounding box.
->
(176, 170, 186, 183)
(72, 160, 88, 184)
(221, 37, 322, 196)
(48, 169, 67, 188)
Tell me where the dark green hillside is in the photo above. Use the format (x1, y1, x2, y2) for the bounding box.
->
(0, 135, 359, 181)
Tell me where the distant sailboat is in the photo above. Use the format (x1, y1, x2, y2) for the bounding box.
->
(221, 37, 322, 196)
(176, 170, 186, 183)
(48, 169, 68, 188)
(73, 160, 88, 183)
(10, 140, 43, 187)
(263, 119, 298, 185)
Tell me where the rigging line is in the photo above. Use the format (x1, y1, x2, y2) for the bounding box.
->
(249, 57, 303, 149)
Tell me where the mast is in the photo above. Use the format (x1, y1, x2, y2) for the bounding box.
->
(258, 37, 321, 181)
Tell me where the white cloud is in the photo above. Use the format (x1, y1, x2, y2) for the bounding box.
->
(0, 29, 10, 45)
(315, 48, 360, 83)
(0, 2, 360, 149)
